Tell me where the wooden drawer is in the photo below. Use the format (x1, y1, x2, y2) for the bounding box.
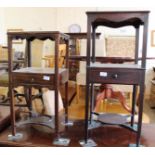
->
(12, 67, 68, 87)
(12, 73, 55, 86)
(88, 68, 143, 85)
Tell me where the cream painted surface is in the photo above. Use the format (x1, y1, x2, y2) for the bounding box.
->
(56, 7, 95, 32)
(0, 7, 97, 45)
(0, 8, 57, 45)
(4, 8, 57, 31)
(31, 39, 44, 67)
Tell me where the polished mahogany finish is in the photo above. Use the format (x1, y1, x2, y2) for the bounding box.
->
(0, 121, 155, 147)
(12, 67, 68, 88)
(86, 11, 149, 28)
(69, 56, 155, 63)
(85, 11, 150, 146)
(8, 31, 69, 41)
(88, 64, 144, 85)
(66, 32, 101, 40)
(7, 31, 70, 140)
(69, 56, 133, 63)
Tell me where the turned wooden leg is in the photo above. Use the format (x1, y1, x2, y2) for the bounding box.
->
(76, 84, 80, 104)
(94, 84, 133, 114)
(129, 92, 133, 107)
(104, 100, 107, 112)
(112, 91, 132, 113)
(94, 91, 105, 112)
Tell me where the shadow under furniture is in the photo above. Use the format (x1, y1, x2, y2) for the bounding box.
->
(82, 11, 150, 147)
(7, 31, 72, 146)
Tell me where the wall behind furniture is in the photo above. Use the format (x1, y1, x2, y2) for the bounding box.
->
(0, 7, 98, 45)
(0, 7, 155, 98)
(0, 8, 57, 45)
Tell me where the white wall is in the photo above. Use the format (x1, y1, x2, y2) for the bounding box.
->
(0, 7, 98, 45)
(56, 7, 96, 32)
(0, 8, 58, 45)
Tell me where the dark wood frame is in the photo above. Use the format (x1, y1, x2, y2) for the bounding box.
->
(7, 29, 24, 44)
(85, 11, 150, 147)
(7, 31, 70, 139)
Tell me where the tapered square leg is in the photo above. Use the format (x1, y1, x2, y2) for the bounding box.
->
(53, 138, 70, 146)
(79, 139, 97, 147)
(8, 133, 23, 141)
(129, 143, 144, 147)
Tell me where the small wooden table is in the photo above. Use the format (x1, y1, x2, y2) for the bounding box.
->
(84, 11, 150, 147)
(7, 31, 71, 145)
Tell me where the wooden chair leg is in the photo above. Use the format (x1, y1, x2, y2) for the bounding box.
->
(76, 84, 80, 104)
(104, 100, 108, 112)
(112, 91, 132, 113)
(100, 100, 107, 112)
(94, 84, 132, 113)
(136, 86, 140, 105)
(94, 91, 105, 112)
(129, 92, 133, 107)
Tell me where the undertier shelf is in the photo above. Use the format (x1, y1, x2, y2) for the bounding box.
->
(97, 113, 129, 125)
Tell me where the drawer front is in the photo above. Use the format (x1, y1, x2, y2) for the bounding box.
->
(89, 69, 143, 85)
(12, 73, 55, 86)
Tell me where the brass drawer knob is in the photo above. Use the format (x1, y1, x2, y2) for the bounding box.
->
(112, 74, 118, 79)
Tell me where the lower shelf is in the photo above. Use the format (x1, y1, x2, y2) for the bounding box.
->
(97, 113, 129, 125)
